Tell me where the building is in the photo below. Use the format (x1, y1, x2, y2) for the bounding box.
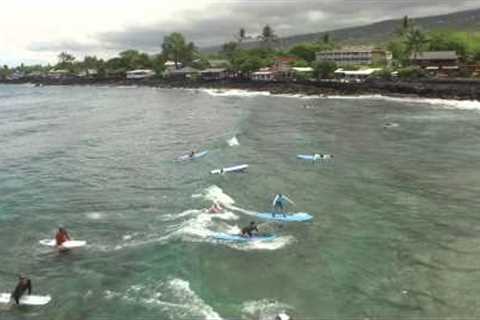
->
(251, 68, 275, 81)
(334, 68, 382, 82)
(200, 68, 227, 81)
(316, 48, 392, 66)
(78, 69, 98, 78)
(126, 69, 155, 80)
(168, 67, 200, 80)
(208, 59, 230, 68)
(410, 51, 459, 68)
(48, 69, 70, 79)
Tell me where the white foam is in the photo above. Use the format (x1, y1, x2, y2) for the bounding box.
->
(227, 136, 240, 147)
(104, 279, 222, 320)
(200, 185, 236, 206)
(324, 94, 480, 110)
(201, 88, 271, 97)
(226, 235, 294, 251)
(242, 299, 292, 320)
(85, 212, 104, 220)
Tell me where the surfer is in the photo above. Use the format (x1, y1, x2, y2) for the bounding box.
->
(11, 274, 31, 305)
(273, 193, 294, 217)
(241, 221, 259, 237)
(55, 226, 71, 247)
(189, 150, 195, 158)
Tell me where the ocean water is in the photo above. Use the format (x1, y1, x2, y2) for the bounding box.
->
(1, 84, 480, 320)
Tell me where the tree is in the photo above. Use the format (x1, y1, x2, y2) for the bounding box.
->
(238, 28, 246, 43)
(313, 61, 337, 79)
(261, 25, 277, 49)
(289, 43, 318, 62)
(428, 31, 469, 58)
(222, 42, 239, 60)
(323, 33, 330, 44)
(57, 52, 76, 70)
(404, 28, 429, 60)
(387, 38, 408, 66)
(162, 33, 197, 69)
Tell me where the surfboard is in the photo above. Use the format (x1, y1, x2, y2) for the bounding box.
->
(256, 212, 313, 222)
(39, 239, 87, 249)
(213, 233, 277, 242)
(177, 150, 208, 161)
(210, 164, 248, 175)
(0, 293, 51, 306)
(297, 154, 332, 161)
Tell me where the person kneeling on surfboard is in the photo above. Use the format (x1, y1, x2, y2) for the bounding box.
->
(55, 226, 71, 246)
(241, 221, 259, 237)
(11, 274, 31, 305)
(189, 150, 195, 158)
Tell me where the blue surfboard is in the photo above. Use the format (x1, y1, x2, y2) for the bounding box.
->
(177, 150, 208, 161)
(256, 212, 313, 222)
(213, 233, 277, 242)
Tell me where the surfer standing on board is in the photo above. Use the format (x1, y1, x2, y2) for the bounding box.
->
(11, 274, 31, 305)
(273, 193, 294, 217)
(55, 226, 71, 247)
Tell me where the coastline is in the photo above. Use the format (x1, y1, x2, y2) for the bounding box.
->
(1, 77, 479, 102)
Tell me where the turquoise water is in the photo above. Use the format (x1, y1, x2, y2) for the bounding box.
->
(2, 84, 480, 319)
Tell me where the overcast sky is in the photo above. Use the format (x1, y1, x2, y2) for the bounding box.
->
(1, 0, 479, 66)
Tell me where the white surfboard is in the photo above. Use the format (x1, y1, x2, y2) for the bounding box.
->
(39, 239, 87, 249)
(210, 164, 248, 175)
(0, 293, 51, 306)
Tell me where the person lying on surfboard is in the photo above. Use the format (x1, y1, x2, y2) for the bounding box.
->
(272, 194, 295, 217)
(55, 226, 71, 247)
(11, 274, 31, 305)
(241, 221, 259, 237)
(189, 150, 196, 158)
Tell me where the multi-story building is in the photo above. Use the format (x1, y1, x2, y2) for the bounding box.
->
(316, 48, 392, 66)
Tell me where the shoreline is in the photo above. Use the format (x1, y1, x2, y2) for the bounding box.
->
(1, 77, 479, 102)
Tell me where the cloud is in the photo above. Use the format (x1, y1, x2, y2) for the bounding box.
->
(25, 0, 480, 56)
(94, 0, 479, 51)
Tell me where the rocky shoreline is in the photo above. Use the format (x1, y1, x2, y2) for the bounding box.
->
(2, 77, 480, 101)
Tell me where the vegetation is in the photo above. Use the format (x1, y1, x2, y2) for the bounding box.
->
(162, 33, 197, 69)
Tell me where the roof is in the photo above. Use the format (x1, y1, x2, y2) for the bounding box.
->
(252, 71, 274, 75)
(126, 69, 154, 74)
(274, 56, 299, 63)
(171, 67, 200, 74)
(292, 67, 314, 72)
(200, 68, 226, 73)
(208, 59, 230, 67)
(334, 68, 382, 76)
(412, 51, 458, 61)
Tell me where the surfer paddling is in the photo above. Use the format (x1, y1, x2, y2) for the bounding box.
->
(11, 274, 31, 305)
(55, 226, 71, 248)
(241, 221, 259, 237)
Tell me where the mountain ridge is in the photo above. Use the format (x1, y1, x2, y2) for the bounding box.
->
(202, 8, 480, 53)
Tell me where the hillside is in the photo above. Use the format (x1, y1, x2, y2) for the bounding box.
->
(202, 8, 480, 52)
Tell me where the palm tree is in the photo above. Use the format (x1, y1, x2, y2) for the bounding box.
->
(261, 25, 277, 49)
(404, 28, 429, 60)
(238, 28, 246, 43)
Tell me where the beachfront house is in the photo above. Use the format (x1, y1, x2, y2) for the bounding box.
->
(168, 67, 200, 80)
(251, 68, 275, 81)
(78, 69, 98, 78)
(292, 67, 314, 80)
(316, 48, 392, 66)
(410, 51, 460, 77)
(200, 68, 227, 81)
(126, 69, 156, 80)
(48, 69, 71, 80)
(334, 68, 382, 83)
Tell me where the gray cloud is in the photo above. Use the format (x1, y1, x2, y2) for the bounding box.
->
(32, 0, 480, 54)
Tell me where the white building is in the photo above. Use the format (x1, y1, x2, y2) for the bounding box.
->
(316, 48, 392, 66)
(126, 69, 156, 80)
(334, 68, 382, 82)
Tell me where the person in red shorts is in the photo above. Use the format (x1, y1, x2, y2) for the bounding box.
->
(55, 226, 71, 247)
